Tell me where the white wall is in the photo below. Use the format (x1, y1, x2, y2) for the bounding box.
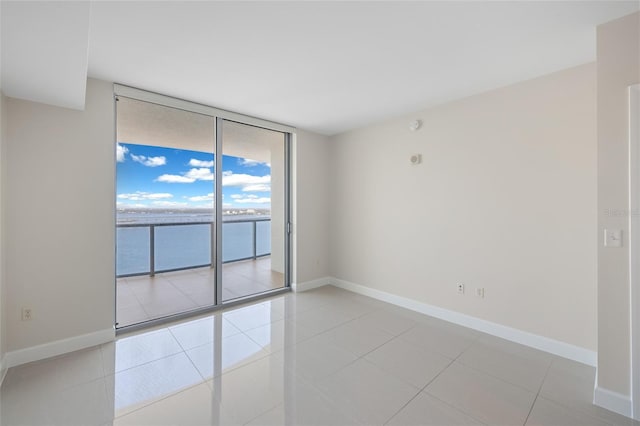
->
(292, 130, 331, 285)
(329, 63, 597, 351)
(4, 78, 115, 354)
(596, 11, 640, 400)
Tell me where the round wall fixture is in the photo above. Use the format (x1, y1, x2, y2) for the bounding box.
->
(409, 120, 422, 131)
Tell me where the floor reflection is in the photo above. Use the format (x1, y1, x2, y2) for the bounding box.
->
(3, 286, 621, 426)
(107, 301, 285, 419)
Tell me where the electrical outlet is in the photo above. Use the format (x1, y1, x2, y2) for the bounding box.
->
(22, 307, 33, 321)
(457, 283, 464, 294)
(476, 288, 485, 298)
(604, 229, 623, 248)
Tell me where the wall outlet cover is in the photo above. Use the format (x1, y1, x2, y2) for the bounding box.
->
(604, 229, 623, 248)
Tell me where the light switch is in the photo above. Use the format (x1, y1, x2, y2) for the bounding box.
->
(604, 229, 623, 248)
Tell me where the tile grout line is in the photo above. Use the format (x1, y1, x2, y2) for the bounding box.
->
(165, 326, 207, 383)
(419, 391, 490, 426)
(522, 357, 553, 425)
(415, 345, 490, 425)
(294, 310, 444, 393)
(114, 324, 273, 421)
(367, 323, 456, 424)
(286, 310, 381, 386)
(110, 348, 185, 376)
(420, 353, 459, 394)
(107, 330, 186, 376)
(452, 348, 551, 395)
(112, 380, 208, 421)
(533, 360, 619, 425)
(381, 388, 423, 425)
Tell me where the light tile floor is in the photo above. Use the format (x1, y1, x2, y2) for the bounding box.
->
(117, 257, 284, 328)
(2, 286, 638, 426)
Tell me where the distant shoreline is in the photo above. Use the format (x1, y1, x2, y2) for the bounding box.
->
(117, 207, 270, 215)
(117, 208, 271, 225)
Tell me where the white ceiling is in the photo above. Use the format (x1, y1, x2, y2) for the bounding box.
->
(1, 1, 90, 109)
(2, 1, 639, 135)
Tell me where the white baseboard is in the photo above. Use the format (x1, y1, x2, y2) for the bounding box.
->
(4, 328, 115, 369)
(594, 382, 633, 419)
(330, 277, 597, 366)
(292, 277, 332, 292)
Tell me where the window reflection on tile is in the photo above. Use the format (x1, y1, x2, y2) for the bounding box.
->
(3, 286, 629, 426)
(186, 333, 268, 380)
(107, 352, 203, 417)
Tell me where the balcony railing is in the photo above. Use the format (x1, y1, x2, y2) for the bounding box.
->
(116, 218, 271, 278)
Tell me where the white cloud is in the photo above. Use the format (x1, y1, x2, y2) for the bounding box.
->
(156, 174, 196, 183)
(131, 154, 167, 167)
(117, 144, 129, 162)
(185, 168, 214, 181)
(189, 159, 214, 167)
(233, 196, 271, 204)
(222, 172, 270, 192)
(188, 193, 214, 202)
(117, 192, 173, 201)
(156, 167, 213, 183)
(239, 158, 271, 168)
(242, 184, 270, 192)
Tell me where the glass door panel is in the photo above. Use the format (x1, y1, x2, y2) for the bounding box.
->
(115, 96, 216, 328)
(218, 119, 286, 301)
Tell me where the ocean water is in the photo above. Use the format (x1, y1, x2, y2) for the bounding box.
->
(116, 214, 271, 276)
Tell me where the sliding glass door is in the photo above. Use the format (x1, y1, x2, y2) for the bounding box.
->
(115, 93, 290, 329)
(115, 96, 216, 328)
(217, 119, 287, 301)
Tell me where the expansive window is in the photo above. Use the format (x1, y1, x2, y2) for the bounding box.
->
(115, 90, 290, 329)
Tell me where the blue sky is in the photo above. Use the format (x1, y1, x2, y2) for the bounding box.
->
(116, 143, 271, 209)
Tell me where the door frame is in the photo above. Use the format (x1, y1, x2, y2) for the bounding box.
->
(114, 85, 294, 332)
(629, 83, 640, 420)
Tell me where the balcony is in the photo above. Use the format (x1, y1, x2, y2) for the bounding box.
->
(117, 218, 272, 277)
(116, 218, 284, 328)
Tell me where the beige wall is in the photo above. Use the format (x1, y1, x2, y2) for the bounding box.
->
(1, 77, 330, 356)
(0, 93, 6, 373)
(5, 79, 115, 352)
(0, 60, 603, 369)
(292, 130, 331, 284)
(0, 2, 4, 375)
(329, 63, 598, 350)
(597, 12, 640, 396)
